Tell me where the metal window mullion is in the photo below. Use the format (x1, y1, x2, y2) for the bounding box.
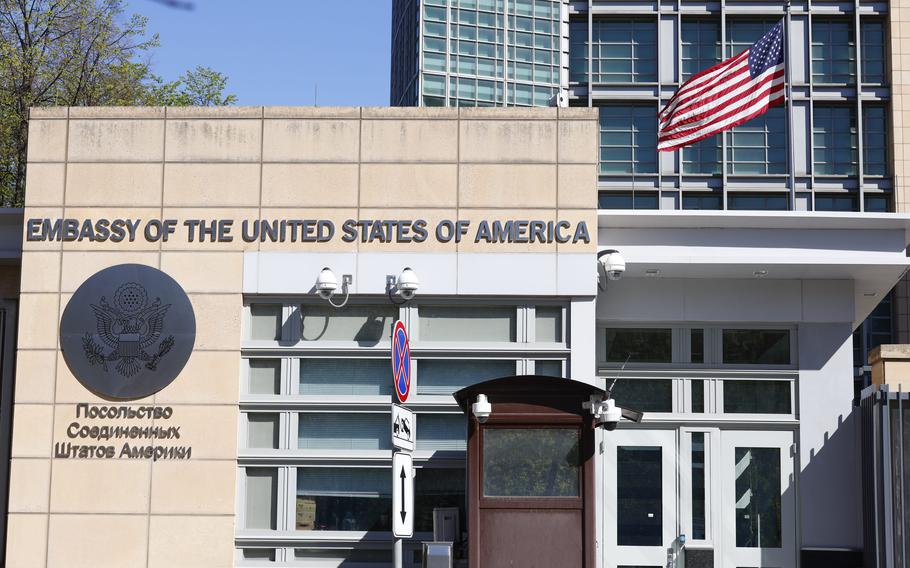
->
(587, 0, 593, 107)
(446, 0, 452, 106)
(856, 3, 866, 209)
(720, 0, 728, 208)
(656, 13, 664, 207)
(808, 8, 817, 210)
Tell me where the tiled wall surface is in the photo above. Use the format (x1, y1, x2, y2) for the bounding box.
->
(9, 105, 598, 567)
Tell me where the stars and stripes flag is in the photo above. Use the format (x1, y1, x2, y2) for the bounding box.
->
(658, 19, 786, 152)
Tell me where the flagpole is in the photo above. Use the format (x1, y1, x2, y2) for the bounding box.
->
(785, 0, 797, 210)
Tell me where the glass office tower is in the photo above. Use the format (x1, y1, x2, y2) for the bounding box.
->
(391, 0, 897, 391)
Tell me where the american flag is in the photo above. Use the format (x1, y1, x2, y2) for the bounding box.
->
(658, 20, 786, 152)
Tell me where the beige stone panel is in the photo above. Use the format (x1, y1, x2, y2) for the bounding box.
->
(60, 251, 159, 293)
(361, 120, 458, 162)
(20, 251, 60, 293)
(166, 119, 262, 162)
(163, 163, 260, 207)
(360, 164, 458, 208)
(154, 350, 239, 405)
(47, 514, 147, 568)
(59, 208, 162, 252)
(459, 107, 556, 120)
(24, 163, 65, 206)
(355, 208, 458, 253)
(265, 106, 361, 119)
(6, 513, 48, 567)
(68, 119, 164, 162)
(160, 251, 243, 293)
(11, 404, 54, 458)
(31, 107, 68, 119)
(148, 515, 234, 568)
(558, 119, 598, 164)
(154, 405, 238, 459)
(455, 209, 557, 253)
(460, 120, 556, 163)
(160, 208, 259, 252)
(363, 107, 458, 119)
(54, 352, 151, 405)
(189, 294, 242, 351)
(22, 207, 63, 252)
(66, 163, 162, 207)
(7, 458, 50, 512)
(558, 107, 599, 120)
(50, 459, 151, 514)
(166, 106, 261, 119)
(263, 119, 360, 162)
(14, 350, 56, 403)
(27, 120, 67, 162)
(459, 164, 556, 208)
(556, 209, 598, 253)
(17, 293, 60, 349)
(558, 164, 598, 209)
(69, 107, 164, 119)
(261, 163, 359, 207)
(51, 402, 152, 449)
(150, 460, 235, 514)
(256, 208, 359, 252)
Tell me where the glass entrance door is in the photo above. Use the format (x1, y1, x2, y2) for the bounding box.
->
(720, 430, 797, 568)
(603, 429, 677, 568)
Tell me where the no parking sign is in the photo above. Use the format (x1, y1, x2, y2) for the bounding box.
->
(392, 320, 410, 403)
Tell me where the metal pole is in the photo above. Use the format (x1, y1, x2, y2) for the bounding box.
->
(394, 538, 403, 568)
(784, 1, 797, 210)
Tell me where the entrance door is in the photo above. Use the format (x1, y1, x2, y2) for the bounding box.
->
(720, 430, 797, 568)
(603, 429, 677, 568)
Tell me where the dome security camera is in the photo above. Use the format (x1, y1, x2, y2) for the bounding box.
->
(599, 251, 626, 281)
(596, 398, 623, 431)
(472, 394, 492, 424)
(316, 267, 339, 300)
(396, 267, 420, 301)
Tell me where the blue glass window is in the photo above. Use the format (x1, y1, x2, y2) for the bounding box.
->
(813, 106, 857, 176)
(815, 194, 858, 212)
(727, 193, 789, 211)
(726, 107, 787, 175)
(861, 19, 886, 84)
(812, 19, 856, 84)
(599, 106, 658, 174)
(588, 19, 657, 83)
(682, 193, 723, 210)
(598, 192, 659, 210)
(864, 105, 887, 176)
(682, 20, 720, 80)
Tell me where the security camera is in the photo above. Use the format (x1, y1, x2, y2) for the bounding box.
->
(599, 251, 626, 281)
(595, 398, 623, 431)
(316, 267, 339, 300)
(396, 267, 420, 301)
(472, 394, 492, 424)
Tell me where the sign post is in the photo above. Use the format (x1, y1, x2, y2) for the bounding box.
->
(391, 321, 413, 568)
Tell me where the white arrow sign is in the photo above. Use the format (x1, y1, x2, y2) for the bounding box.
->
(391, 404, 415, 452)
(392, 452, 414, 538)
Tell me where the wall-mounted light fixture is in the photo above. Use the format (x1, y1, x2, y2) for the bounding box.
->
(315, 267, 352, 308)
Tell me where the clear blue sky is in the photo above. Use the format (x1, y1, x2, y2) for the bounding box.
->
(129, 0, 392, 106)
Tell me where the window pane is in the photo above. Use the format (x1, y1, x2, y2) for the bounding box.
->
(691, 329, 704, 364)
(605, 328, 672, 363)
(415, 468, 467, 532)
(723, 380, 792, 414)
(536, 359, 564, 377)
(300, 305, 396, 344)
(242, 549, 275, 561)
(587, 19, 657, 83)
(864, 105, 887, 176)
(617, 446, 662, 545)
(419, 306, 516, 342)
(682, 19, 720, 80)
(691, 432, 707, 540)
(692, 380, 705, 413)
(734, 447, 782, 547)
(535, 306, 562, 342)
(611, 379, 673, 413)
(294, 549, 390, 563)
(725, 107, 787, 175)
(811, 19, 856, 83)
(245, 468, 277, 530)
(861, 19, 885, 84)
(417, 414, 467, 451)
(298, 413, 391, 450)
(249, 359, 280, 395)
(813, 106, 857, 175)
(483, 428, 580, 497)
(296, 468, 391, 531)
(249, 304, 281, 340)
(248, 413, 278, 449)
(299, 358, 392, 396)
(599, 106, 658, 175)
(722, 329, 791, 365)
(417, 359, 516, 395)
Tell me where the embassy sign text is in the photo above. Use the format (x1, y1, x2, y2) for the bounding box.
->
(27, 217, 591, 245)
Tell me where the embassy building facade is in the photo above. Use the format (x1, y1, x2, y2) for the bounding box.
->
(0, 100, 902, 568)
(390, 0, 910, 394)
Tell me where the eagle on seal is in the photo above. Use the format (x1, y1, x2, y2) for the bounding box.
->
(84, 282, 174, 377)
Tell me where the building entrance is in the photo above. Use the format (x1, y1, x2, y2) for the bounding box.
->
(603, 428, 797, 568)
(455, 376, 601, 568)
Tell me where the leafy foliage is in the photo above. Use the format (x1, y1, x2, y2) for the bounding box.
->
(0, 0, 236, 206)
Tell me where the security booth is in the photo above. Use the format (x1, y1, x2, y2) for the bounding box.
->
(454, 376, 604, 568)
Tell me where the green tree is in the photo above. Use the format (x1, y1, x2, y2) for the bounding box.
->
(0, 0, 235, 206)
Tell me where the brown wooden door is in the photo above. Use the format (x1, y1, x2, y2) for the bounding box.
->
(470, 417, 595, 568)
